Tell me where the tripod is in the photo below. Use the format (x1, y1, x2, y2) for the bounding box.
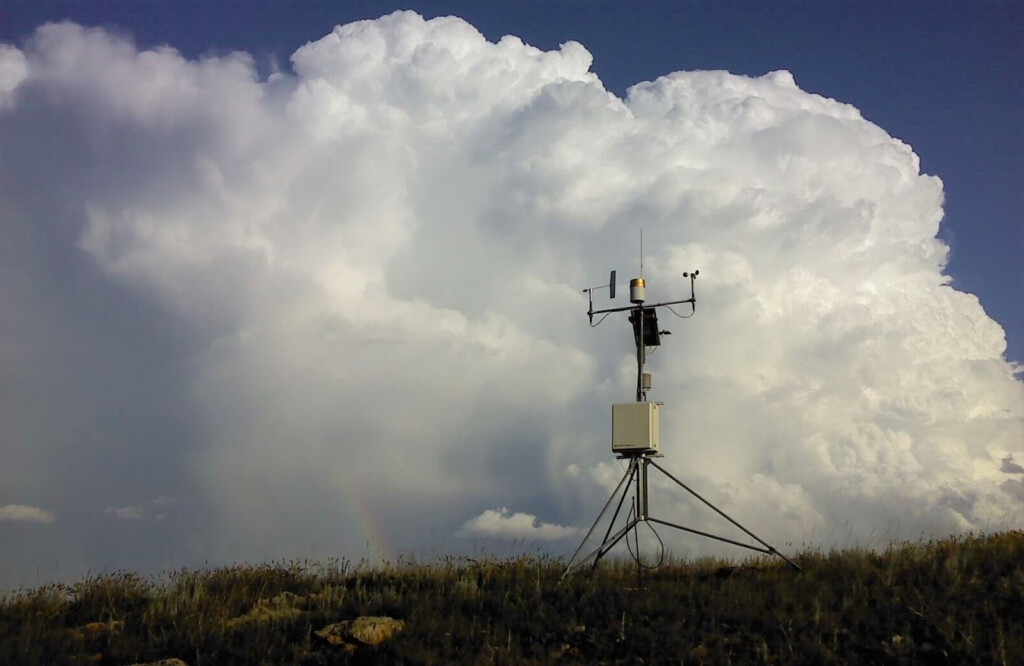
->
(561, 452, 801, 579)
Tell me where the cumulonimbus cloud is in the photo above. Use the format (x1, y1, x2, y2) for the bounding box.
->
(0, 11, 1020, 582)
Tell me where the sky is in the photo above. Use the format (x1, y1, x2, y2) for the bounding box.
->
(0, 2, 1021, 589)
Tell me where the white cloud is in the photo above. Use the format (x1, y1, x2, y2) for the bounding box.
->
(0, 44, 28, 107)
(0, 505, 56, 523)
(0, 11, 1021, 583)
(103, 496, 176, 522)
(458, 508, 580, 541)
(104, 506, 147, 521)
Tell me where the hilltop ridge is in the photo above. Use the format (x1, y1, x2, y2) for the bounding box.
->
(2, 532, 1022, 664)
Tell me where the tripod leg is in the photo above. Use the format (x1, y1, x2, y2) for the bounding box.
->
(574, 517, 641, 572)
(648, 460, 802, 572)
(646, 517, 772, 554)
(561, 459, 637, 580)
(593, 461, 636, 562)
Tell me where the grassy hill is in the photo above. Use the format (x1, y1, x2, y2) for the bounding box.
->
(2, 531, 1021, 664)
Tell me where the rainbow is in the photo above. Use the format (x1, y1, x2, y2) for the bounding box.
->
(346, 491, 397, 564)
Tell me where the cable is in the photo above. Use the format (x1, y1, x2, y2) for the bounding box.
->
(646, 520, 666, 569)
(589, 312, 613, 327)
(623, 501, 666, 571)
(664, 304, 695, 319)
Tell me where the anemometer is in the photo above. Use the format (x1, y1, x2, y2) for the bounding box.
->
(562, 233, 800, 578)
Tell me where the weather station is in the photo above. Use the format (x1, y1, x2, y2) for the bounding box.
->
(563, 235, 801, 578)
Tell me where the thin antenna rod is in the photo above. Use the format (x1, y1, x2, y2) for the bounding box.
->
(640, 228, 643, 278)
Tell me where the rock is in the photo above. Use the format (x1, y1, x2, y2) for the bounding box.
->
(313, 624, 357, 653)
(125, 659, 189, 666)
(267, 591, 302, 607)
(81, 620, 125, 635)
(688, 645, 710, 659)
(347, 616, 405, 645)
(226, 592, 305, 631)
(315, 616, 405, 647)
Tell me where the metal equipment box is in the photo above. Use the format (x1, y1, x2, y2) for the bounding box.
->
(612, 402, 659, 453)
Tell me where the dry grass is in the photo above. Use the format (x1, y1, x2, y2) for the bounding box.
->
(1, 532, 1022, 664)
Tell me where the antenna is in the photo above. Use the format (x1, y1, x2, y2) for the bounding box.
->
(564, 235, 800, 581)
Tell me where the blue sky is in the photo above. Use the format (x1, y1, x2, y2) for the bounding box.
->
(1, 3, 1021, 587)
(3, 1, 1019, 362)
